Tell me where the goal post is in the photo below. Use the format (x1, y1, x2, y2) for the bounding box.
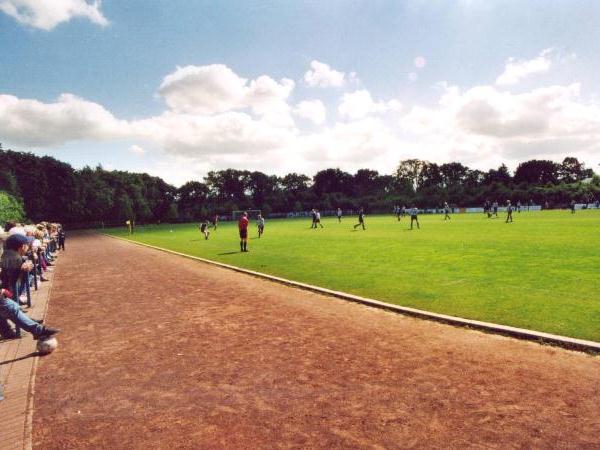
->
(232, 210, 262, 220)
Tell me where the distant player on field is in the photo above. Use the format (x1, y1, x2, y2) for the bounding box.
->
(257, 213, 265, 238)
(505, 200, 514, 223)
(337, 207, 343, 223)
(212, 214, 219, 230)
(310, 209, 317, 229)
(315, 210, 324, 228)
(570, 200, 576, 214)
(238, 212, 249, 252)
(199, 220, 210, 240)
(516, 200, 522, 213)
(443, 202, 451, 221)
(409, 206, 420, 230)
(353, 208, 366, 230)
(493, 201, 499, 217)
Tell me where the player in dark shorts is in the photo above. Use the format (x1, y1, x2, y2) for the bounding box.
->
(409, 206, 420, 229)
(506, 200, 514, 223)
(199, 221, 210, 239)
(212, 214, 219, 230)
(570, 200, 576, 214)
(353, 208, 366, 230)
(443, 202, 451, 220)
(493, 201, 499, 217)
(315, 210, 324, 228)
(310, 209, 317, 229)
(257, 214, 265, 238)
(517, 200, 522, 213)
(337, 208, 342, 223)
(238, 212, 249, 252)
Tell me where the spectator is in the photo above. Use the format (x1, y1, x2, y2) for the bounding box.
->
(0, 234, 60, 340)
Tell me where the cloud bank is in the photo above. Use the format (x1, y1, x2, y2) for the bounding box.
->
(1, 55, 598, 184)
(0, 0, 108, 30)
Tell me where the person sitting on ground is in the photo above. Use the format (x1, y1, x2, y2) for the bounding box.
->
(0, 234, 60, 340)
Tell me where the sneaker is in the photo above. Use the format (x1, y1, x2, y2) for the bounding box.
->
(0, 331, 19, 340)
(34, 326, 60, 340)
(34, 319, 44, 324)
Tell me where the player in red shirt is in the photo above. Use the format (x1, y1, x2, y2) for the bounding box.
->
(238, 212, 249, 252)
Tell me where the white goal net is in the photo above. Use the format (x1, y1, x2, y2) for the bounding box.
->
(232, 210, 262, 220)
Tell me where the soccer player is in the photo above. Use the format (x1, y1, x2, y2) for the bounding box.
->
(238, 212, 249, 252)
(443, 202, 451, 221)
(315, 210, 324, 228)
(394, 205, 401, 221)
(336, 207, 342, 223)
(493, 201, 499, 217)
(310, 209, 317, 229)
(199, 220, 210, 240)
(212, 214, 219, 230)
(353, 208, 366, 230)
(506, 200, 514, 223)
(570, 200, 576, 214)
(257, 213, 265, 238)
(409, 206, 420, 230)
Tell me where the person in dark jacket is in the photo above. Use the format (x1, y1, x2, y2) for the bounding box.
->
(0, 234, 60, 340)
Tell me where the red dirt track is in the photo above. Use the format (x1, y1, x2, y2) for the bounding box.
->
(33, 233, 600, 448)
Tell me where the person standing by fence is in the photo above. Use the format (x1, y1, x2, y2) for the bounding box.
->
(58, 226, 66, 251)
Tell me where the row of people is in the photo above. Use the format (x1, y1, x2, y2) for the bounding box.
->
(0, 221, 65, 341)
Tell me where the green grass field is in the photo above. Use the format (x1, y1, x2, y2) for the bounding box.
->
(105, 210, 600, 342)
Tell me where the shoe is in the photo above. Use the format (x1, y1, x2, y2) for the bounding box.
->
(34, 318, 44, 324)
(0, 331, 19, 340)
(34, 326, 60, 340)
(40, 277, 49, 282)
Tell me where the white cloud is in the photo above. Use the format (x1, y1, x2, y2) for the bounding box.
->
(0, 0, 108, 30)
(496, 48, 553, 85)
(400, 81, 600, 168)
(158, 64, 295, 127)
(130, 144, 145, 155)
(408, 72, 419, 82)
(338, 90, 401, 120)
(3, 60, 599, 185)
(0, 93, 128, 146)
(304, 60, 348, 87)
(293, 100, 326, 125)
(130, 111, 295, 157)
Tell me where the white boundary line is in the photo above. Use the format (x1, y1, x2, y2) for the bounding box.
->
(102, 233, 600, 354)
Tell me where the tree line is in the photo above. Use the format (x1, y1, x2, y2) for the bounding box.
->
(1, 147, 598, 226)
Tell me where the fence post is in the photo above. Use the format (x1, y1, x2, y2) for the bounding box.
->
(23, 269, 32, 309)
(12, 280, 20, 338)
(31, 251, 38, 291)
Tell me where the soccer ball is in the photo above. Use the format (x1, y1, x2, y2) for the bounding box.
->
(37, 337, 58, 355)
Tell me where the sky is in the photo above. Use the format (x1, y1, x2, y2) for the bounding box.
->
(1, 0, 599, 186)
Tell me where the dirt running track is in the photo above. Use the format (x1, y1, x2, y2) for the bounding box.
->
(32, 232, 599, 449)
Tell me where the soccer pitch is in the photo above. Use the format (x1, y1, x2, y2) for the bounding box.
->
(105, 210, 600, 342)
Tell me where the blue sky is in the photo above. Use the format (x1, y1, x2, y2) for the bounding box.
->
(1, 0, 599, 185)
